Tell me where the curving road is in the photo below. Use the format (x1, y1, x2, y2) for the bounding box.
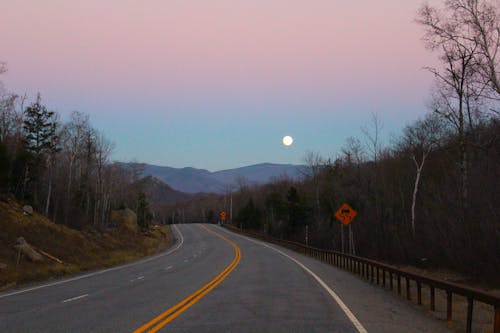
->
(0, 224, 450, 332)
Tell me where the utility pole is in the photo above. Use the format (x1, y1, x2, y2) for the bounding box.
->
(230, 194, 233, 224)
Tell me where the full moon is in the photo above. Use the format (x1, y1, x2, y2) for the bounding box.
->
(282, 135, 293, 146)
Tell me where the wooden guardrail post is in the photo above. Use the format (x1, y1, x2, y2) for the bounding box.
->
(397, 274, 401, 295)
(406, 277, 411, 300)
(494, 306, 499, 333)
(466, 297, 473, 333)
(417, 281, 422, 305)
(430, 286, 435, 311)
(446, 291, 453, 324)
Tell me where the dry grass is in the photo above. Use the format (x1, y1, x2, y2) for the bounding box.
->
(0, 198, 172, 291)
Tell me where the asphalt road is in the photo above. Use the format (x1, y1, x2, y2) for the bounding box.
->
(0, 224, 450, 332)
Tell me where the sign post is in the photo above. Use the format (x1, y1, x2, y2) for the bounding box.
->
(334, 203, 358, 255)
(220, 211, 227, 224)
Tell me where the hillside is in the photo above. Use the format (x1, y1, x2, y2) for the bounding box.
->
(120, 162, 304, 193)
(0, 197, 172, 290)
(136, 176, 191, 205)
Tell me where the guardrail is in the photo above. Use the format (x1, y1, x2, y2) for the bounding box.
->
(223, 224, 500, 333)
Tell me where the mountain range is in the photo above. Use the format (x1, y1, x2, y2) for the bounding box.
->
(122, 162, 304, 194)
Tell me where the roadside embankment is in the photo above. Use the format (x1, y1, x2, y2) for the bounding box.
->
(0, 198, 172, 291)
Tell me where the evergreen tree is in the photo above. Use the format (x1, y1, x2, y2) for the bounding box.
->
(286, 187, 309, 237)
(137, 192, 151, 229)
(23, 95, 58, 158)
(236, 198, 261, 230)
(22, 94, 59, 204)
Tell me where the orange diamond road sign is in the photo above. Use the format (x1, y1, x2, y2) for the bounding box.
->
(334, 203, 357, 226)
(220, 211, 227, 221)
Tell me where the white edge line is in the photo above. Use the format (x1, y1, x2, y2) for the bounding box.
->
(62, 294, 88, 303)
(0, 224, 184, 299)
(216, 226, 368, 333)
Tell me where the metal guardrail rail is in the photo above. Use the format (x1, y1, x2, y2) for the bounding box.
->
(223, 224, 500, 333)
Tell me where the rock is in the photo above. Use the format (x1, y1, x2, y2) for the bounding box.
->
(111, 208, 138, 233)
(22, 205, 33, 215)
(14, 237, 43, 262)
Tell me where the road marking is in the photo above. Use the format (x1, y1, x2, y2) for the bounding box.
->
(131, 276, 145, 282)
(133, 224, 241, 333)
(219, 227, 368, 333)
(62, 294, 88, 303)
(0, 224, 184, 299)
(165, 266, 173, 271)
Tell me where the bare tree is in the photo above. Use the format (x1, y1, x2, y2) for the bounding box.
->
(418, 1, 499, 98)
(0, 62, 6, 91)
(417, 0, 498, 212)
(341, 137, 366, 166)
(453, 0, 500, 96)
(44, 112, 61, 215)
(361, 113, 383, 162)
(93, 131, 114, 227)
(302, 151, 324, 226)
(60, 111, 91, 224)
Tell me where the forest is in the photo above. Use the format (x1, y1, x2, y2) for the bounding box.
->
(0, 71, 152, 231)
(1, 0, 498, 283)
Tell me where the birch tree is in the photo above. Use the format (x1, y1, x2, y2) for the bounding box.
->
(400, 114, 445, 237)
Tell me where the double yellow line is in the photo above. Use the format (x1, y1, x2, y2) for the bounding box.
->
(133, 225, 241, 333)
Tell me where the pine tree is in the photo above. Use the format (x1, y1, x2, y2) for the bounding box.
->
(286, 187, 309, 237)
(23, 94, 58, 158)
(137, 192, 151, 229)
(22, 94, 59, 204)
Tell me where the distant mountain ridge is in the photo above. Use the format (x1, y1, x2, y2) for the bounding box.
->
(134, 176, 190, 203)
(121, 162, 304, 193)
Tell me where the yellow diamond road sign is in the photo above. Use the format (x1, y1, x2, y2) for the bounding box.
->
(334, 203, 357, 226)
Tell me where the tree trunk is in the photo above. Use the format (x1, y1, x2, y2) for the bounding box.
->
(45, 177, 52, 215)
(411, 148, 430, 238)
(64, 155, 74, 225)
(458, 95, 468, 214)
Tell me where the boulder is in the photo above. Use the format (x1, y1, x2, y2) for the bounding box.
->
(22, 205, 33, 215)
(14, 237, 43, 262)
(111, 208, 138, 233)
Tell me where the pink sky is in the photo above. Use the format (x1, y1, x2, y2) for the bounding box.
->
(2, 1, 437, 107)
